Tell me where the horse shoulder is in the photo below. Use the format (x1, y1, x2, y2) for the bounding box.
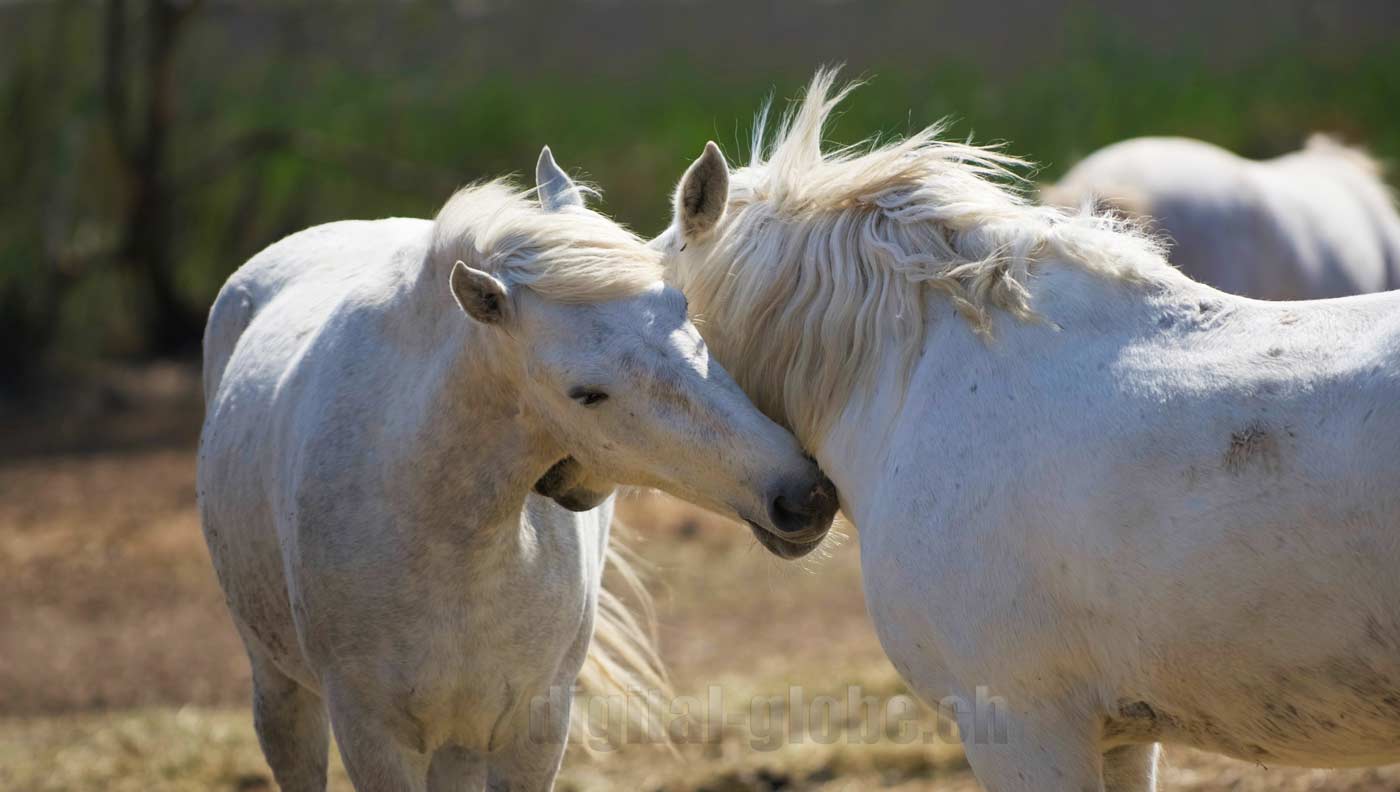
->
(854, 330, 1083, 680)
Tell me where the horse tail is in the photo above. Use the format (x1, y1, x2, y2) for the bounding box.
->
(573, 520, 675, 753)
(201, 282, 255, 403)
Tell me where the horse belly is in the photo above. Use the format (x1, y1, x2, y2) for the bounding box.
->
(1108, 654, 1400, 767)
(1103, 516, 1400, 765)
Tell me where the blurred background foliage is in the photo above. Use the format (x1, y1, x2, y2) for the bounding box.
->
(2, 0, 1398, 385)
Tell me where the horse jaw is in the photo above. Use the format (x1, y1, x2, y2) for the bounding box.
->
(533, 457, 614, 512)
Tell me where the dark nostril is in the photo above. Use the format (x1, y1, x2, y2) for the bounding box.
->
(767, 475, 839, 536)
(768, 494, 811, 535)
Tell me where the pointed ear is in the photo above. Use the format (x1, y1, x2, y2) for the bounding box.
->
(536, 145, 584, 211)
(450, 261, 511, 324)
(675, 141, 729, 240)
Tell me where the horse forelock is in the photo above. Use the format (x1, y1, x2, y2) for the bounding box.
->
(431, 180, 662, 304)
(680, 69, 1170, 440)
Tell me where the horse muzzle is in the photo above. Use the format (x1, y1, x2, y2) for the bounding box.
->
(746, 474, 839, 558)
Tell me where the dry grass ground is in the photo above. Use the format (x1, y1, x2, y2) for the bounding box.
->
(3, 365, 1399, 790)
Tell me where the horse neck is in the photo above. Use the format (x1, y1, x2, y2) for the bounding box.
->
(805, 353, 910, 529)
(397, 279, 560, 537)
(805, 256, 1196, 528)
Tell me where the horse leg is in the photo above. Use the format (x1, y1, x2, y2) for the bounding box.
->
(427, 744, 488, 792)
(249, 652, 329, 792)
(1103, 743, 1159, 792)
(484, 698, 571, 792)
(326, 683, 430, 792)
(485, 740, 568, 792)
(958, 702, 1105, 792)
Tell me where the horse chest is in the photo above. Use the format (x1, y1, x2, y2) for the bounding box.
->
(400, 563, 597, 748)
(855, 500, 986, 699)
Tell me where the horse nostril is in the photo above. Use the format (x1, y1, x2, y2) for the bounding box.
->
(767, 475, 838, 536)
(768, 494, 813, 535)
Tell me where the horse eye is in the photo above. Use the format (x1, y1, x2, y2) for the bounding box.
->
(568, 387, 609, 407)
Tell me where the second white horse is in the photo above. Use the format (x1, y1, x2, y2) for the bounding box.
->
(1045, 135, 1400, 299)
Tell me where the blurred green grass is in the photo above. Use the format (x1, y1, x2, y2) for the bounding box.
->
(4, 3, 1399, 369)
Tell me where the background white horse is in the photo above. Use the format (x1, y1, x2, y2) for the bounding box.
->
(1044, 135, 1400, 299)
(656, 72, 1400, 791)
(198, 149, 837, 792)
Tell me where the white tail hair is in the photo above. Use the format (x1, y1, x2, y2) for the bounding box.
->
(573, 520, 674, 751)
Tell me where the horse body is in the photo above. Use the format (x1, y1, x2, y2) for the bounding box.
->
(1046, 136, 1400, 299)
(200, 156, 836, 792)
(854, 266, 1400, 774)
(659, 73, 1400, 790)
(202, 216, 609, 788)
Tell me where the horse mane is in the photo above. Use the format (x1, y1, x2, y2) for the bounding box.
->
(431, 180, 661, 303)
(677, 69, 1169, 439)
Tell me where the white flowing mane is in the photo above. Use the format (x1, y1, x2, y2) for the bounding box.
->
(681, 70, 1171, 439)
(432, 180, 662, 302)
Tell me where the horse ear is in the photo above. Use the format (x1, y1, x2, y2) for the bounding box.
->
(536, 145, 585, 211)
(450, 261, 511, 325)
(675, 141, 729, 240)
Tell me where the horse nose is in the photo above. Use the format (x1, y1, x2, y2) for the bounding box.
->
(767, 474, 839, 538)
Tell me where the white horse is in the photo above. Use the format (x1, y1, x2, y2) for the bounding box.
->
(1043, 135, 1400, 299)
(197, 149, 838, 792)
(656, 72, 1400, 791)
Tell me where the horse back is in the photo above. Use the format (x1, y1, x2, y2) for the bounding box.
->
(201, 218, 433, 402)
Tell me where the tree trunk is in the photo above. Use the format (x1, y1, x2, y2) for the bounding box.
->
(114, 0, 204, 355)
